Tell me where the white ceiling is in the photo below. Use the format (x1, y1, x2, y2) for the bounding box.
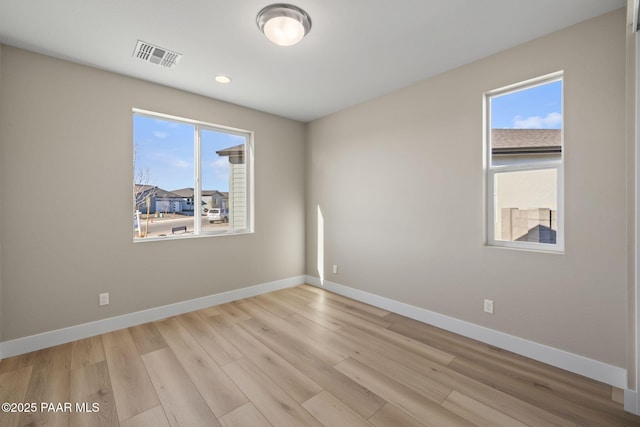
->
(0, 0, 626, 122)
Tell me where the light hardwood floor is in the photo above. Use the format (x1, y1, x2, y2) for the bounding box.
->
(1, 284, 639, 426)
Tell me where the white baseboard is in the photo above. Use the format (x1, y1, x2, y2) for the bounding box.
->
(1, 275, 305, 359)
(625, 390, 639, 415)
(306, 275, 627, 389)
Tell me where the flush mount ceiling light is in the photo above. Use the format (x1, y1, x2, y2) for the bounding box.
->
(256, 3, 312, 47)
(215, 75, 231, 84)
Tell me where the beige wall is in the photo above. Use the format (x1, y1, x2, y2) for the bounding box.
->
(306, 9, 627, 367)
(0, 46, 306, 341)
(0, 43, 3, 347)
(626, 0, 638, 390)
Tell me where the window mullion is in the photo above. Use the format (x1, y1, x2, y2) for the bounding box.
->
(194, 125, 202, 235)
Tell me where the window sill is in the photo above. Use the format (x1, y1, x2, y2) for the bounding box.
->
(133, 229, 253, 243)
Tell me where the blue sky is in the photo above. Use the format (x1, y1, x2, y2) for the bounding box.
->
(491, 80, 562, 129)
(134, 115, 245, 192)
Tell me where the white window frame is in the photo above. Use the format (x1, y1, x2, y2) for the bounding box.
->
(484, 72, 564, 253)
(133, 108, 254, 242)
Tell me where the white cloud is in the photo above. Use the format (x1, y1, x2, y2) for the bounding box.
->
(211, 158, 229, 178)
(200, 158, 230, 190)
(172, 159, 190, 168)
(153, 131, 169, 139)
(513, 112, 562, 129)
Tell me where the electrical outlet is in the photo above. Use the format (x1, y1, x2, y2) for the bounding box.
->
(332, 264, 338, 274)
(99, 293, 109, 306)
(484, 299, 494, 314)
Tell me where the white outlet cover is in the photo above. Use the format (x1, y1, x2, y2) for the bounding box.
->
(99, 293, 109, 306)
(484, 299, 494, 314)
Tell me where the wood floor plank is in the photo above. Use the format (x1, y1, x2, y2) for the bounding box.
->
(120, 406, 170, 427)
(207, 314, 323, 403)
(298, 286, 394, 325)
(386, 312, 612, 401)
(218, 402, 272, 427)
(217, 303, 252, 323)
(308, 300, 392, 330)
(449, 355, 636, 427)
(336, 325, 454, 373)
(250, 294, 296, 318)
(102, 329, 160, 421)
(196, 305, 222, 317)
(128, 322, 167, 355)
(347, 320, 456, 366)
(286, 312, 454, 405)
(441, 390, 528, 427)
(262, 291, 345, 331)
(222, 358, 323, 427)
(368, 403, 429, 427)
(18, 343, 72, 427)
(237, 300, 346, 365)
(70, 335, 105, 371)
(142, 348, 220, 427)
(302, 390, 373, 427)
(154, 317, 248, 417)
(284, 313, 352, 361)
(0, 352, 36, 375)
(298, 285, 391, 317)
(0, 366, 32, 427)
(329, 329, 453, 403)
(175, 311, 243, 365)
(272, 287, 318, 306)
(335, 357, 475, 427)
(69, 360, 118, 427)
(238, 317, 386, 418)
(338, 325, 576, 426)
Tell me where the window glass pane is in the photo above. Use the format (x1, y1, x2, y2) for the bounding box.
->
(490, 80, 562, 167)
(487, 75, 563, 250)
(494, 169, 558, 244)
(200, 129, 247, 232)
(133, 110, 253, 241)
(133, 115, 195, 239)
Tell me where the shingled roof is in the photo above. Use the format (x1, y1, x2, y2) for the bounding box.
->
(216, 144, 244, 157)
(492, 129, 561, 155)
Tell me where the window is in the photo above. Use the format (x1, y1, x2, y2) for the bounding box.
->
(133, 109, 253, 241)
(485, 72, 563, 252)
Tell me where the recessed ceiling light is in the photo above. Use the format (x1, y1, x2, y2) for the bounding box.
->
(215, 75, 232, 84)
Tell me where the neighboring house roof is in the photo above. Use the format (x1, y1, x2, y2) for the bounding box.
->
(171, 187, 195, 198)
(202, 190, 226, 197)
(216, 144, 244, 157)
(492, 129, 561, 155)
(155, 188, 184, 199)
(173, 188, 227, 198)
(134, 185, 183, 199)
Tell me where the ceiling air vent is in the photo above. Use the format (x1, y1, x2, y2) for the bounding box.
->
(133, 40, 182, 68)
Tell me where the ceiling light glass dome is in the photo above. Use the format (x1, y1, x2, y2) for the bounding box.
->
(257, 3, 312, 47)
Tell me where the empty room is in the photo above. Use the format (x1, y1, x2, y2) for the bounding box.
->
(2, 0, 640, 426)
